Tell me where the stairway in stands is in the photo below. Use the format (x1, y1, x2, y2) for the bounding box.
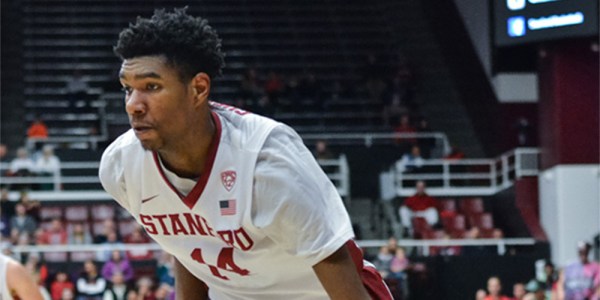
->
(375, 0, 485, 157)
(21, 0, 398, 142)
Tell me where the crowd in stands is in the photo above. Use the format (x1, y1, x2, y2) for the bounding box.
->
(395, 180, 505, 253)
(0, 188, 176, 300)
(1, 144, 62, 191)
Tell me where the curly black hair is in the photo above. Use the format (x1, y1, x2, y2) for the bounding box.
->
(114, 7, 225, 81)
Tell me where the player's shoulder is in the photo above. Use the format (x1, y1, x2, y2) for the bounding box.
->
(210, 101, 289, 149)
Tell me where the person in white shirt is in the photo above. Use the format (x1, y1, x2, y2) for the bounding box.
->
(9, 147, 35, 176)
(100, 8, 391, 300)
(35, 145, 61, 190)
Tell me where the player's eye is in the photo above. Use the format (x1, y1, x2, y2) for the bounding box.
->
(146, 83, 160, 91)
(121, 86, 132, 95)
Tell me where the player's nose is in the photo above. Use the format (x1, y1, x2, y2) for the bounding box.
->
(125, 90, 146, 116)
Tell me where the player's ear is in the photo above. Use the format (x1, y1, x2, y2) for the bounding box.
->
(190, 72, 211, 105)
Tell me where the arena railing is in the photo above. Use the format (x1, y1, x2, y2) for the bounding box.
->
(302, 132, 451, 154)
(0, 155, 350, 201)
(380, 147, 540, 198)
(5, 238, 536, 261)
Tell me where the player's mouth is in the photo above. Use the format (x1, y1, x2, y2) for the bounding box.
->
(132, 124, 154, 135)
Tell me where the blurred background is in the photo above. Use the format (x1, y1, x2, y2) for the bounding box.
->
(1, 0, 598, 299)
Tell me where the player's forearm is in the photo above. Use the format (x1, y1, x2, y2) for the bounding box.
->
(313, 246, 371, 300)
(174, 258, 209, 299)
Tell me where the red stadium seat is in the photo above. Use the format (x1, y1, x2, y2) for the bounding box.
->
(118, 219, 138, 237)
(90, 204, 115, 221)
(39, 206, 63, 221)
(459, 198, 484, 215)
(437, 199, 456, 213)
(442, 214, 466, 232)
(468, 213, 494, 230)
(411, 217, 432, 239)
(64, 205, 89, 222)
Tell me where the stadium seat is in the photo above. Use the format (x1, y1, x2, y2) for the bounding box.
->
(411, 217, 432, 239)
(70, 251, 95, 262)
(437, 199, 456, 213)
(39, 206, 63, 221)
(468, 213, 494, 230)
(459, 197, 484, 215)
(90, 204, 115, 221)
(118, 219, 138, 237)
(64, 205, 89, 222)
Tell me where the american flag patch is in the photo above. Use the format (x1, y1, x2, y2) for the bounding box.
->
(219, 199, 236, 216)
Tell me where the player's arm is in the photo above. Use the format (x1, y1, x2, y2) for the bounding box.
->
(313, 245, 371, 300)
(6, 259, 44, 300)
(174, 257, 209, 299)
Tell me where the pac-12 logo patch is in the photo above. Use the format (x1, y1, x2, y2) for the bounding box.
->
(221, 170, 237, 191)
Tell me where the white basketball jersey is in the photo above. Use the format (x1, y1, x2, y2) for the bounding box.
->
(0, 253, 14, 300)
(100, 102, 355, 299)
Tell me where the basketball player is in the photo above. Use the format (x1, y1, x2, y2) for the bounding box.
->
(0, 253, 44, 300)
(100, 8, 391, 300)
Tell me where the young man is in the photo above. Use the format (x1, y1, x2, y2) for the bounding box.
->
(99, 8, 391, 300)
(0, 252, 44, 300)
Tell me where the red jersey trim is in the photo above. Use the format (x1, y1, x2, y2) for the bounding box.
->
(152, 111, 222, 209)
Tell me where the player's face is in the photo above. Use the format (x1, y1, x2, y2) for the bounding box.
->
(119, 55, 197, 151)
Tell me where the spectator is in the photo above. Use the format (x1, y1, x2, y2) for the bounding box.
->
(556, 241, 600, 300)
(76, 260, 107, 300)
(94, 219, 117, 244)
(102, 272, 132, 300)
(444, 146, 465, 160)
(123, 225, 152, 260)
(154, 283, 174, 300)
(102, 250, 134, 284)
(39, 218, 68, 245)
(512, 282, 526, 300)
(398, 181, 438, 236)
(10, 202, 37, 243)
(387, 237, 399, 254)
(395, 145, 425, 174)
(156, 252, 175, 286)
(27, 114, 49, 139)
(476, 289, 488, 300)
(0, 143, 8, 162)
(485, 276, 511, 300)
(541, 262, 558, 299)
(96, 231, 123, 262)
(264, 70, 284, 108)
(373, 246, 394, 278)
(68, 223, 93, 245)
(135, 276, 156, 300)
(35, 145, 61, 190)
(313, 140, 334, 160)
(388, 248, 410, 299)
(393, 114, 417, 151)
(125, 290, 138, 300)
(416, 118, 436, 159)
(20, 192, 42, 223)
(8, 147, 36, 178)
(51, 271, 75, 300)
(61, 288, 76, 300)
(65, 69, 91, 107)
(524, 279, 545, 300)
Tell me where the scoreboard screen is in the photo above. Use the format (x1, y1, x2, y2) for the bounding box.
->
(493, 0, 598, 46)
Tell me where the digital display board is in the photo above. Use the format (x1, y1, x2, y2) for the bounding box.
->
(494, 0, 598, 46)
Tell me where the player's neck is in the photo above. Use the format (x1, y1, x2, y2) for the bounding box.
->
(157, 111, 216, 179)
